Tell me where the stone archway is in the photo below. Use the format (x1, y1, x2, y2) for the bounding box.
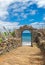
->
(15, 25, 37, 46)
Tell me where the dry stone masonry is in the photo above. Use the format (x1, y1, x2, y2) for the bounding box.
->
(0, 25, 45, 55)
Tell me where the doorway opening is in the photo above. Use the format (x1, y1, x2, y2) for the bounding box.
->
(22, 30, 32, 46)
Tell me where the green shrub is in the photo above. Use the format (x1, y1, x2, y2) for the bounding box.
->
(11, 31, 15, 37)
(0, 38, 2, 43)
(4, 32, 7, 36)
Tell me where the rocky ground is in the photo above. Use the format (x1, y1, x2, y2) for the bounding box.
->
(0, 46, 45, 65)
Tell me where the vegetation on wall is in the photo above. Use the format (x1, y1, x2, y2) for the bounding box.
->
(11, 31, 15, 37)
(0, 38, 3, 43)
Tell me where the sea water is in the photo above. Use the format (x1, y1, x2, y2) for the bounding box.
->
(22, 33, 32, 46)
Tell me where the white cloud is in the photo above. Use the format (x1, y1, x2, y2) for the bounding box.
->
(30, 10, 37, 15)
(35, 0, 45, 8)
(0, 0, 45, 20)
(30, 19, 34, 21)
(30, 22, 45, 29)
(0, 0, 14, 19)
(0, 0, 30, 20)
(43, 16, 45, 21)
(0, 0, 45, 31)
(0, 20, 19, 32)
(29, 0, 45, 8)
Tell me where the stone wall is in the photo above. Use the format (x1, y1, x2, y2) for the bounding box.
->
(0, 38, 21, 55)
(0, 25, 45, 55)
(15, 25, 37, 46)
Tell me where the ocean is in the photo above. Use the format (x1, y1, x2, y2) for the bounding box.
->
(22, 33, 32, 46)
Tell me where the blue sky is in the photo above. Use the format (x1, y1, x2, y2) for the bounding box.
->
(0, 0, 45, 32)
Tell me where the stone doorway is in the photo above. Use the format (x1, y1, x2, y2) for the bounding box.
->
(15, 25, 37, 46)
(21, 30, 32, 46)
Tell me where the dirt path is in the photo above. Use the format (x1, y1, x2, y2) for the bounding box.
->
(0, 46, 44, 65)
